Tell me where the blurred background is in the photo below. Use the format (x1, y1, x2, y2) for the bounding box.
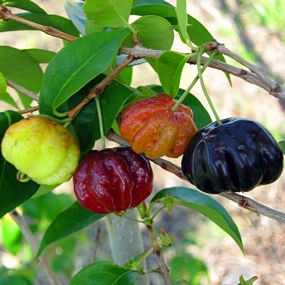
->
(1, 0, 285, 284)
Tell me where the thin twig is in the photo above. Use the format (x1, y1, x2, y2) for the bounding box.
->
(220, 192, 285, 223)
(146, 225, 172, 285)
(9, 210, 61, 285)
(1, 5, 284, 101)
(0, 5, 77, 41)
(91, 228, 101, 263)
(106, 130, 285, 224)
(119, 44, 285, 101)
(18, 106, 39, 115)
(67, 54, 139, 118)
(6, 79, 39, 101)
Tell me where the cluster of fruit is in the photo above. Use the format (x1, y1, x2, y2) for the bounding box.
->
(1, 94, 283, 214)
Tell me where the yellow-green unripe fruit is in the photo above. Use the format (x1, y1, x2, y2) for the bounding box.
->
(1, 116, 80, 185)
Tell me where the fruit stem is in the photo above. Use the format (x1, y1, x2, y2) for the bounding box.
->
(197, 47, 222, 125)
(150, 206, 167, 224)
(121, 214, 145, 224)
(95, 97, 106, 149)
(171, 50, 218, 111)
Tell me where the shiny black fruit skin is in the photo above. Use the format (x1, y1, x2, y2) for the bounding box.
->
(181, 118, 284, 194)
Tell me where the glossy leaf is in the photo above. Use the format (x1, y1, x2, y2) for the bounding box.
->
(131, 0, 213, 46)
(70, 261, 138, 285)
(136, 86, 157, 98)
(131, 15, 174, 50)
(1, 0, 46, 13)
(175, 0, 190, 45)
(69, 76, 136, 155)
(0, 111, 39, 218)
(83, 0, 132, 28)
(39, 29, 130, 117)
(1, 92, 19, 109)
(37, 201, 105, 257)
(0, 46, 43, 95)
(23, 49, 56, 63)
(114, 66, 133, 86)
(65, 2, 86, 35)
(158, 51, 189, 97)
(278, 140, 285, 155)
(0, 14, 78, 36)
(131, 0, 231, 84)
(0, 72, 7, 100)
(85, 19, 104, 35)
(18, 93, 33, 109)
(151, 187, 244, 253)
(150, 85, 212, 129)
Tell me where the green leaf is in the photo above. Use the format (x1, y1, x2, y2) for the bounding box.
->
(39, 29, 130, 117)
(132, 0, 231, 84)
(114, 66, 133, 86)
(65, 2, 86, 35)
(85, 19, 104, 35)
(83, 0, 133, 28)
(1, 0, 46, 13)
(151, 187, 244, 253)
(70, 261, 138, 285)
(0, 46, 43, 94)
(37, 201, 105, 257)
(150, 85, 212, 129)
(136, 86, 157, 98)
(0, 111, 39, 218)
(158, 51, 189, 96)
(23, 49, 56, 63)
(1, 92, 19, 109)
(278, 140, 285, 155)
(175, 0, 190, 45)
(131, 15, 174, 50)
(132, 0, 213, 46)
(0, 266, 34, 285)
(0, 72, 7, 100)
(0, 13, 79, 36)
(68, 76, 136, 155)
(32, 185, 56, 198)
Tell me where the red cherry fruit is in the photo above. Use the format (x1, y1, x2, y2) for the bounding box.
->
(73, 147, 153, 214)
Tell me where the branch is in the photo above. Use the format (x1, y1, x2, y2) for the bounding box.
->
(6, 79, 39, 101)
(220, 192, 285, 223)
(18, 106, 39, 115)
(106, 130, 285, 224)
(119, 43, 285, 101)
(9, 210, 61, 285)
(67, 54, 139, 118)
(1, 5, 283, 100)
(146, 225, 172, 285)
(0, 5, 77, 41)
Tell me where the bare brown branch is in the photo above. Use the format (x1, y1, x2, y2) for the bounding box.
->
(6, 79, 39, 101)
(119, 43, 285, 101)
(0, 5, 77, 41)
